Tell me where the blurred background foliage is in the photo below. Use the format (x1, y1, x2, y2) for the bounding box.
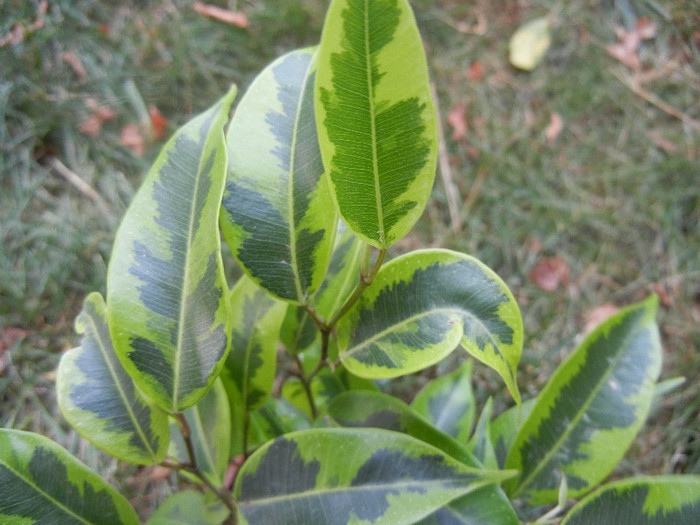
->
(1, 0, 698, 517)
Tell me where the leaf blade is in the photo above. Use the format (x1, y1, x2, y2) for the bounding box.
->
(337, 249, 522, 404)
(57, 292, 169, 465)
(221, 47, 336, 304)
(234, 428, 512, 525)
(561, 476, 700, 525)
(505, 295, 662, 504)
(0, 429, 139, 525)
(316, 0, 438, 248)
(107, 87, 237, 413)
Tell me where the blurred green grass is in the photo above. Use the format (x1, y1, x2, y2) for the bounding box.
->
(1, 0, 698, 517)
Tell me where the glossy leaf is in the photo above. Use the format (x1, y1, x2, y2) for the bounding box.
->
(468, 397, 498, 470)
(506, 295, 662, 504)
(234, 428, 513, 524)
(0, 429, 138, 524)
(107, 87, 237, 413)
(561, 476, 700, 525)
(168, 378, 231, 487)
(147, 490, 228, 525)
(281, 222, 363, 354)
(415, 485, 519, 525)
(219, 276, 286, 454)
(411, 361, 476, 444)
(337, 249, 522, 404)
(221, 47, 336, 304)
(315, 0, 438, 248)
(328, 390, 478, 467)
(57, 292, 169, 465)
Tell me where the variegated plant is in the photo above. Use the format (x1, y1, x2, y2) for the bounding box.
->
(3, 0, 698, 524)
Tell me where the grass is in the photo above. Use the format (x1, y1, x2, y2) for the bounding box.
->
(1, 0, 698, 519)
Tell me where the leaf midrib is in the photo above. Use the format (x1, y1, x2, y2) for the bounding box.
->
(89, 309, 158, 459)
(364, 0, 384, 245)
(240, 476, 484, 508)
(342, 306, 497, 360)
(173, 128, 221, 413)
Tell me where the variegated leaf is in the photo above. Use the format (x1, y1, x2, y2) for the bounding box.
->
(221, 47, 337, 304)
(505, 295, 662, 504)
(281, 221, 363, 354)
(57, 292, 169, 465)
(561, 476, 700, 525)
(411, 361, 476, 444)
(0, 429, 139, 524)
(337, 249, 522, 404)
(107, 87, 237, 413)
(415, 485, 519, 525)
(234, 428, 513, 525)
(168, 378, 230, 488)
(315, 0, 438, 248)
(219, 275, 286, 454)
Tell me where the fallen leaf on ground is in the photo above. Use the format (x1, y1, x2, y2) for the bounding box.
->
(652, 282, 673, 307)
(121, 124, 145, 156)
(80, 102, 117, 136)
(62, 52, 87, 82)
(606, 17, 657, 69)
(509, 17, 551, 71)
(583, 303, 619, 334)
(193, 2, 248, 28)
(447, 102, 467, 141)
(545, 112, 564, 144)
(0, 327, 30, 352)
(148, 105, 168, 140)
(528, 255, 569, 292)
(466, 61, 484, 82)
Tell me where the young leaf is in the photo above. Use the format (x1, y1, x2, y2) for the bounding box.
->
(107, 87, 237, 414)
(57, 292, 169, 465)
(281, 222, 363, 354)
(561, 476, 700, 524)
(505, 295, 662, 504)
(0, 429, 139, 524)
(147, 490, 229, 525)
(411, 361, 476, 444)
(234, 428, 513, 525)
(168, 378, 230, 487)
(467, 397, 498, 470)
(337, 249, 522, 404)
(328, 390, 479, 467)
(219, 276, 287, 453)
(221, 47, 337, 304)
(491, 397, 536, 469)
(315, 0, 438, 248)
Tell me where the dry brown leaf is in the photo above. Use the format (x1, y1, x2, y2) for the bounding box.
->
(80, 114, 103, 136)
(447, 102, 467, 141)
(466, 61, 484, 83)
(148, 105, 169, 140)
(652, 282, 673, 307)
(528, 255, 570, 292)
(583, 303, 619, 334)
(121, 124, 144, 156)
(545, 112, 564, 145)
(193, 2, 248, 28)
(607, 18, 657, 70)
(62, 52, 87, 83)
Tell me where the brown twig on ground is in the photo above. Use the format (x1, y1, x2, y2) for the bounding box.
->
(610, 69, 700, 132)
(431, 83, 462, 234)
(48, 157, 113, 222)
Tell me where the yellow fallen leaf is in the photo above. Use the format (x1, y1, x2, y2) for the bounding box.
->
(509, 17, 551, 71)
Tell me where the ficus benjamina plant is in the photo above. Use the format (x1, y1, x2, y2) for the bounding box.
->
(1, 0, 698, 523)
